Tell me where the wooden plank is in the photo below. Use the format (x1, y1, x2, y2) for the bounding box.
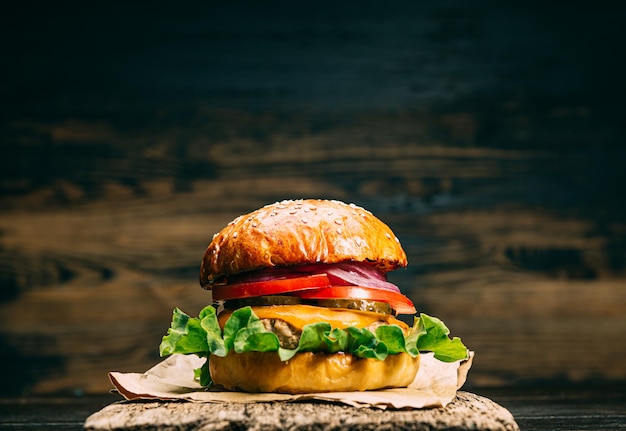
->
(1, 124, 625, 393)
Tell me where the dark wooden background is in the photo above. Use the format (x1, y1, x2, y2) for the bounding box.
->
(1, 2, 625, 396)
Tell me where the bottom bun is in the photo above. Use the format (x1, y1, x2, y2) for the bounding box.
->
(209, 351, 420, 393)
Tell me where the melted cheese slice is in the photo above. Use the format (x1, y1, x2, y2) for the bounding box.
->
(218, 304, 408, 331)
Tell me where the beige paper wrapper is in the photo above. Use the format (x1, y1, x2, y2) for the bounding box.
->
(109, 351, 473, 409)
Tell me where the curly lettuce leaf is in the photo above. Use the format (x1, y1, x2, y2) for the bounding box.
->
(199, 306, 227, 357)
(159, 308, 209, 357)
(375, 324, 407, 355)
(159, 306, 468, 386)
(223, 306, 280, 353)
(412, 313, 468, 362)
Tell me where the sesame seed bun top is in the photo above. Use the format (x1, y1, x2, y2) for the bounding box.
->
(199, 199, 407, 288)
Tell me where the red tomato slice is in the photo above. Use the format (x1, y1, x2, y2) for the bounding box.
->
(212, 274, 332, 301)
(291, 286, 417, 315)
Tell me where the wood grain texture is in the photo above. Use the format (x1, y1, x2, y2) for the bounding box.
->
(1, 2, 625, 395)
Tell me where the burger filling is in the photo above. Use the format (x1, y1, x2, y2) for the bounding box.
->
(260, 318, 401, 350)
(261, 319, 300, 349)
(209, 262, 418, 315)
(160, 303, 468, 387)
(224, 296, 394, 314)
(227, 301, 400, 351)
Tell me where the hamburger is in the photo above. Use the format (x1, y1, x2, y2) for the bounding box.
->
(160, 199, 468, 393)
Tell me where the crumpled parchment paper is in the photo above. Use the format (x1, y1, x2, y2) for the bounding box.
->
(109, 351, 473, 409)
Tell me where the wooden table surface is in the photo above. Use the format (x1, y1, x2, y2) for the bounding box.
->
(1, 386, 625, 431)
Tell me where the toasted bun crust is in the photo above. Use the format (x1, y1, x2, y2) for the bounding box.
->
(209, 351, 420, 393)
(200, 199, 407, 287)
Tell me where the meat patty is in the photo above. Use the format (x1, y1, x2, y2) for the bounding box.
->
(260, 318, 393, 350)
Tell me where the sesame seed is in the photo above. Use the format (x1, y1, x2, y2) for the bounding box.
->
(385, 233, 392, 239)
(334, 219, 343, 225)
(308, 205, 317, 211)
(233, 232, 238, 238)
(337, 228, 343, 234)
(301, 217, 308, 224)
(289, 210, 297, 215)
(251, 222, 258, 227)
(355, 238, 363, 246)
